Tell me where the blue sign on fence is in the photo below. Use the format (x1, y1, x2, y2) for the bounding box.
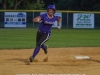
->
(5, 12, 26, 27)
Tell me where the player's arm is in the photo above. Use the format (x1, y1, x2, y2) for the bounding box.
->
(57, 17, 61, 30)
(32, 16, 42, 23)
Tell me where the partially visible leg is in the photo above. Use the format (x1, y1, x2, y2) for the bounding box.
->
(32, 46, 40, 57)
(41, 44, 48, 54)
(29, 46, 40, 62)
(36, 31, 41, 44)
(40, 34, 50, 54)
(41, 44, 46, 49)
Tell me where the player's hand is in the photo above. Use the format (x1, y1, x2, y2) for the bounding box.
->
(38, 20, 42, 23)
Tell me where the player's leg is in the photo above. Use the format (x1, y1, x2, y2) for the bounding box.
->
(36, 31, 48, 54)
(29, 31, 41, 62)
(41, 42, 49, 54)
(30, 33, 50, 62)
(41, 44, 47, 54)
(36, 31, 49, 53)
(36, 31, 42, 43)
(32, 33, 50, 57)
(39, 34, 50, 54)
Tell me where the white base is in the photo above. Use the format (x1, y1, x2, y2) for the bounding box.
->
(75, 56, 89, 59)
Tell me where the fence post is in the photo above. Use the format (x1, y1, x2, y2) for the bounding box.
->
(67, 12, 69, 28)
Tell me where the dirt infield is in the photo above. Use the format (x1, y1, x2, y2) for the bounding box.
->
(0, 47, 100, 75)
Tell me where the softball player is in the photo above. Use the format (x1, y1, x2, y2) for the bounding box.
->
(29, 5, 61, 62)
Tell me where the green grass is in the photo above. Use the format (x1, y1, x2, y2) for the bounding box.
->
(0, 28, 100, 49)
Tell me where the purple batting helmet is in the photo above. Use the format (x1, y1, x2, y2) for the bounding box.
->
(47, 5, 56, 13)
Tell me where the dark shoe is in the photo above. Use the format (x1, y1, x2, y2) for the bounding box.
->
(29, 56, 34, 63)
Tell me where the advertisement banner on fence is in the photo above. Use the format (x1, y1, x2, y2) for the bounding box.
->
(73, 13, 94, 28)
(40, 12, 62, 27)
(5, 12, 26, 27)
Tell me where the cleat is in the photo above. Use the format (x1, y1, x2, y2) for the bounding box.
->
(29, 56, 34, 62)
(42, 45, 48, 54)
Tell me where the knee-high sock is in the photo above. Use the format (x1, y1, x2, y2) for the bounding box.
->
(41, 44, 46, 50)
(32, 46, 40, 58)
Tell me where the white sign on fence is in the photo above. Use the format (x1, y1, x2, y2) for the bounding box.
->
(73, 13, 94, 28)
(5, 12, 26, 27)
(40, 12, 62, 27)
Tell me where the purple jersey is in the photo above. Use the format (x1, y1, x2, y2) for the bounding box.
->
(38, 13, 59, 33)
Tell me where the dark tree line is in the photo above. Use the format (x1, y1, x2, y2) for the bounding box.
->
(0, 0, 100, 11)
(55, 0, 100, 11)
